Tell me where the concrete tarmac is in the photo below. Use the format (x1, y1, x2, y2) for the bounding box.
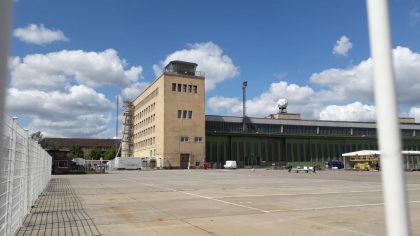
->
(17, 169, 420, 235)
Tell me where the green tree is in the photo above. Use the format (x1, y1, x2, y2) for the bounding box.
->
(68, 144, 83, 158)
(88, 149, 101, 160)
(30, 131, 43, 142)
(104, 147, 117, 160)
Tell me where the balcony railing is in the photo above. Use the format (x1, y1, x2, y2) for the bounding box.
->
(164, 70, 205, 77)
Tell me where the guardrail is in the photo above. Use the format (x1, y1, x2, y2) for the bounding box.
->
(164, 70, 205, 77)
(0, 115, 52, 236)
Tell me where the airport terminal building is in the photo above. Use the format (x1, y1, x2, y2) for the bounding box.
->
(122, 61, 420, 169)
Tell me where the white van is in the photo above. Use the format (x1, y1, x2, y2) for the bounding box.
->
(224, 160, 237, 169)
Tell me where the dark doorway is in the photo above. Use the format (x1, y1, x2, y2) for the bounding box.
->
(180, 154, 189, 169)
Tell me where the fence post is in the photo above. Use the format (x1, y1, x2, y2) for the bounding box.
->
(5, 117, 17, 236)
(23, 130, 29, 219)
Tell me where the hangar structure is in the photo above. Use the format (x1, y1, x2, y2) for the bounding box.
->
(205, 115, 420, 169)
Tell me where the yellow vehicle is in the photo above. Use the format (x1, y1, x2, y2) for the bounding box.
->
(350, 154, 379, 171)
(353, 162, 375, 171)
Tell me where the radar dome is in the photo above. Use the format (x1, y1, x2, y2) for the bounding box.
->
(277, 98, 288, 109)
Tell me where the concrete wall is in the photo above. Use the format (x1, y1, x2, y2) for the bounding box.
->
(163, 74, 205, 168)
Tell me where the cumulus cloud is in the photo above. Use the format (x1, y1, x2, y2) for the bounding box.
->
(153, 42, 239, 91)
(208, 96, 242, 114)
(10, 49, 143, 91)
(319, 102, 376, 121)
(7, 85, 114, 137)
(209, 46, 420, 122)
(13, 24, 68, 45)
(312, 46, 420, 107)
(333, 35, 353, 56)
(7, 49, 145, 137)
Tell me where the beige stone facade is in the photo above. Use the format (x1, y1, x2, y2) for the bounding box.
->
(124, 61, 205, 168)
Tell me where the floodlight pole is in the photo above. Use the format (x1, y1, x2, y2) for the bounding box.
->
(242, 81, 247, 132)
(0, 0, 12, 137)
(366, 0, 410, 235)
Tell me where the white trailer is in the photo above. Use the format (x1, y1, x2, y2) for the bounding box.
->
(224, 160, 237, 169)
(113, 157, 142, 170)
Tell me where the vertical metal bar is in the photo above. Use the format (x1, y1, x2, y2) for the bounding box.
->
(366, 0, 410, 235)
(0, 0, 12, 140)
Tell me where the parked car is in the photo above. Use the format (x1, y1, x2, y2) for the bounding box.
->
(327, 160, 344, 169)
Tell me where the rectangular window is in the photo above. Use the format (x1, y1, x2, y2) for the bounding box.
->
(183, 84, 187, 92)
(177, 84, 182, 92)
(180, 136, 189, 142)
(195, 137, 203, 142)
(177, 110, 182, 118)
(193, 85, 198, 93)
(188, 85, 192, 93)
(172, 83, 176, 91)
(183, 110, 187, 119)
(188, 110, 192, 119)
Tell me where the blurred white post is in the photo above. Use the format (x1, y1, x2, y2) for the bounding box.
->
(366, 0, 410, 235)
(0, 0, 12, 135)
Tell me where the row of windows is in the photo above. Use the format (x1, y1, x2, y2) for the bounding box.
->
(135, 114, 156, 130)
(206, 141, 380, 164)
(172, 83, 198, 93)
(135, 102, 155, 121)
(135, 137, 156, 148)
(135, 125, 156, 139)
(180, 136, 203, 143)
(206, 121, 420, 137)
(178, 110, 193, 119)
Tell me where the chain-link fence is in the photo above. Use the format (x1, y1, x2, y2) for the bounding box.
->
(0, 115, 52, 236)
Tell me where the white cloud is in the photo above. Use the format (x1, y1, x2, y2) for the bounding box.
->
(10, 49, 143, 92)
(319, 102, 376, 121)
(312, 46, 420, 107)
(7, 49, 145, 138)
(208, 96, 242, 114)
(333, 35, 353, 56)
(7, 85, 114, 137)
(153, 42, 239, 91)
(209, 46, 420, 122)
(13, 24, 68, 45)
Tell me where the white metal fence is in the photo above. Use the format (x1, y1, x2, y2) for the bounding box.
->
(0, 115, 52, 236)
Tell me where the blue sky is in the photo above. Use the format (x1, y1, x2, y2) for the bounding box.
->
(7, 0, 420, 138)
